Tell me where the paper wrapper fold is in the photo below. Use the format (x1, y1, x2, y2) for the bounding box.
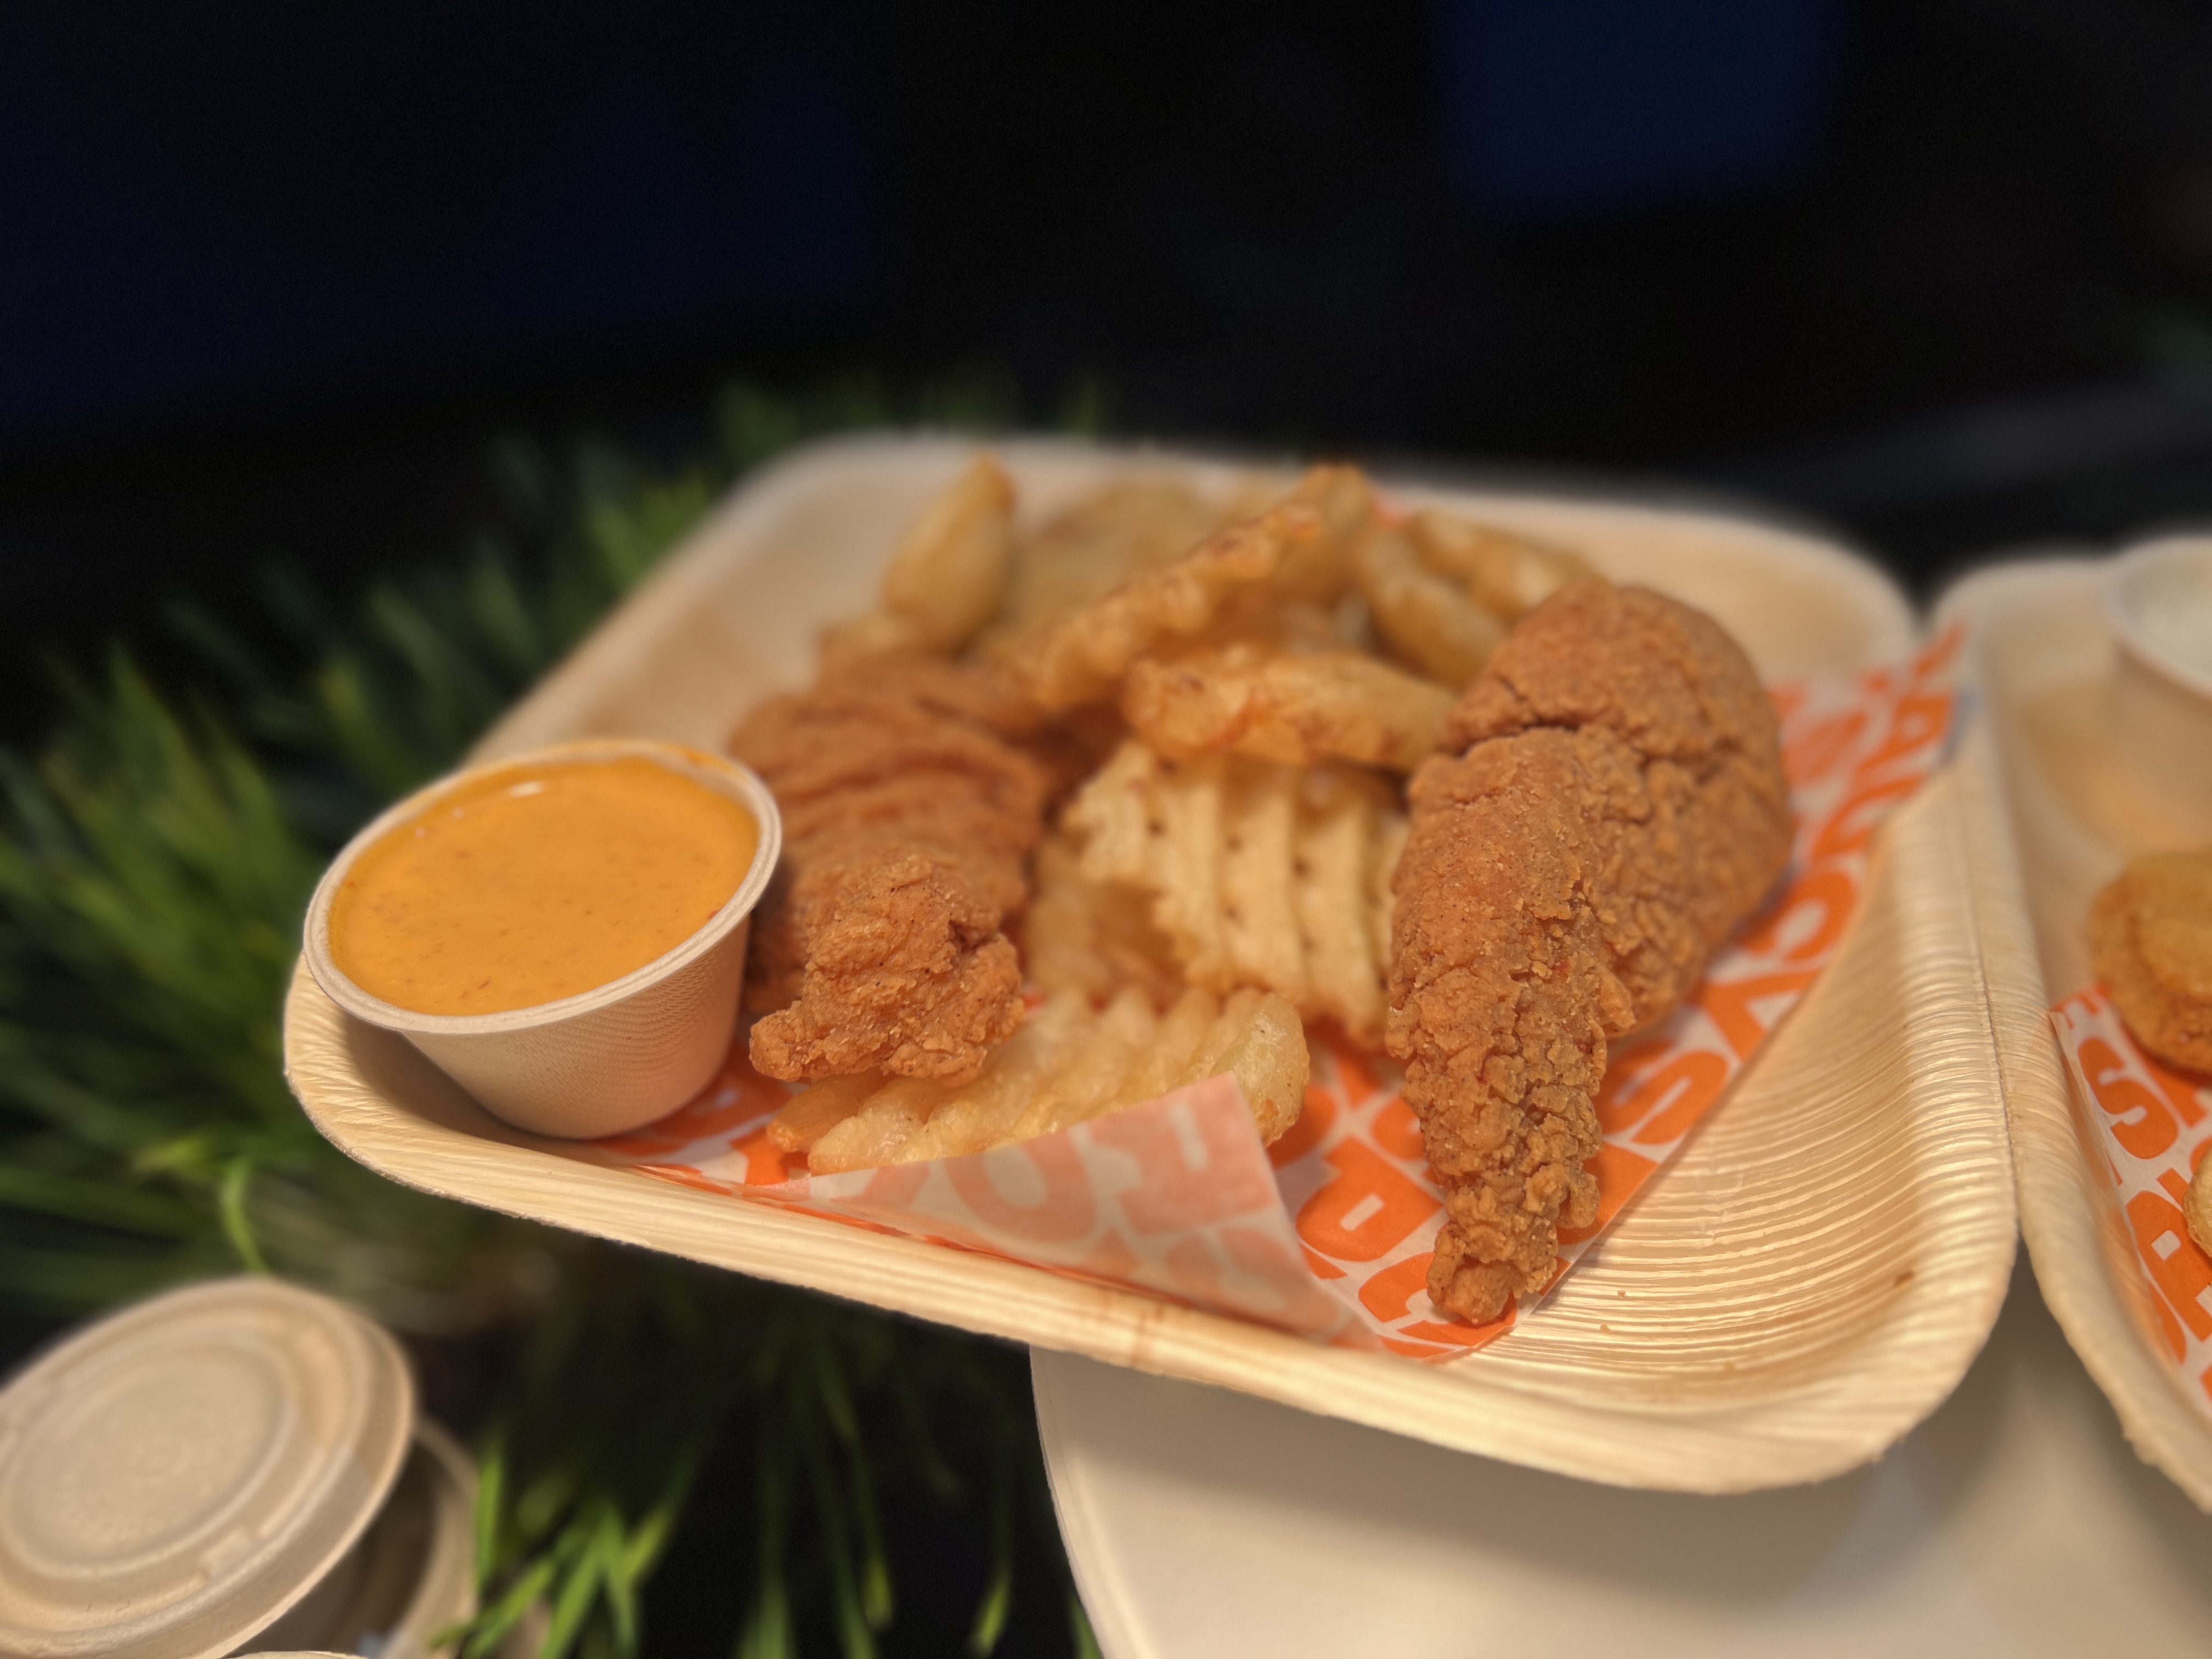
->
(602, 629, 1962, 1363)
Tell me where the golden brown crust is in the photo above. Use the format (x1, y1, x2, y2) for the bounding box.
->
(730, 659, 1053, 1083)
(1387, 582, 1791, 1323)
(2092, 849, 2212, 1076)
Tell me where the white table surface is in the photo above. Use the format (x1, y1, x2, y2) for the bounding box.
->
(1034, 1257, 2212, 1658)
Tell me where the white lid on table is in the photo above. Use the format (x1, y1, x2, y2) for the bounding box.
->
(0, 1277, 414, 1659)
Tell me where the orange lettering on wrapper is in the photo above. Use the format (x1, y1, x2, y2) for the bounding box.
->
(2141, 1049, 2210, 1128)
(1781, 710, 1867, 787)
(2127, 1189, 2212, 1341)
(1358, 1251, 1436, 1322)
(1266, 1085, 1339, 1168)
(1400, 1307, 1517, 1348)
(1324, 1039, 1380, 1107)
(2152, 1273, 2190, 1363)
(1220, 1225, 1350, 1335)
(1811, 775, 1922, 860)
(1858, 691, 1953, 776)
(1594, 1042, 1671, 1133)
(1913, 621, 1965, 681)
(1296, 1139, 1441, 1262)
(1700, 970, 1817, 1062)
(2083, 1037, 2181, 1160)
(1090, 1092, 1277, 1230)
(1557, 1142, 1661, 1244)
(726, 1126, 808, 1187)
(1369, 1096, 1426, 1161)
(1301, 1245, 1347, 1279)
(1594, 1051, 1730, 1146)
(1735, 868, 1857, 965)
(945, 1138, 1098, 1243)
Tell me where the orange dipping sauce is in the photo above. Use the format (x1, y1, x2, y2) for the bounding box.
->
(329, 755, 760, 1016)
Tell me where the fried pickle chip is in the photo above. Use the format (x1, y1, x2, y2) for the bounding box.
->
(780, 983, 1308, 1171)
(2190, 1152, 2212, 1258)
(1121, 641, 1454, 771)
(1064, 740, 1405, 1047)
(821, 455, 1014, 668)
(2092, 847, 2212, 1075)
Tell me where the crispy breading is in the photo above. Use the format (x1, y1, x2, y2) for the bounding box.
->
(730, 659, 1053, 1083)
(997, 503, 1322, 710)
(1388, 581, 1790, 1323)
(2092, 848, 2212, 1076)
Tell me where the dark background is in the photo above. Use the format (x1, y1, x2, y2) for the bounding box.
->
(16, 0, 2212, 737)
(7, 4, 2212, 1649)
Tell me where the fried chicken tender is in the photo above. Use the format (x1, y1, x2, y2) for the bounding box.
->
(1387, 581, 1791, 1323)
(729, 659, 1053, 1084)
(2092, 848, 2212, 1075)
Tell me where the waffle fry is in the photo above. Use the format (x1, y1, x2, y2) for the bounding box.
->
(1021, 832, 1185, 1007)
(780, 983, 1308, 1172)
(1064, 740, 1404, 1046)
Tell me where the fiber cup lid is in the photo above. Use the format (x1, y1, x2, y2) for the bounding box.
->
(0, 1277, 414, 1659)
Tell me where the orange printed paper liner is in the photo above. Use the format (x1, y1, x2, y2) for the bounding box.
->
(2052, 990, 2212, 1414)
(603, 628, 1963, 1363)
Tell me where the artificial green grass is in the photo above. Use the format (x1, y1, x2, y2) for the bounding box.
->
(0, 373, 1098, 1659)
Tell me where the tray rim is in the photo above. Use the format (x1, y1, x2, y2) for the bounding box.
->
(1937, 556, 2212, 1511)
(283, 433, 2018, 1492)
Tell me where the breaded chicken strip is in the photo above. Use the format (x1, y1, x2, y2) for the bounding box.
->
(1387, 582, 1791, 1323)
(730, 661, 1054, 1083)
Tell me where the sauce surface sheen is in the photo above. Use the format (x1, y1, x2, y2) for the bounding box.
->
(330, 756, 758, 1015)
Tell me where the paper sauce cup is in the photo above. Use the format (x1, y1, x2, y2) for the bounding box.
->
(2106, 537, 2212, 836)
(303, 739, 782, 1141)
(0, 1277, 476, 1659)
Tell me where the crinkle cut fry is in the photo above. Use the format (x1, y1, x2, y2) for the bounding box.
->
(730, 659, 1054, 1084)
(1387, 581, 1791, 1324)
